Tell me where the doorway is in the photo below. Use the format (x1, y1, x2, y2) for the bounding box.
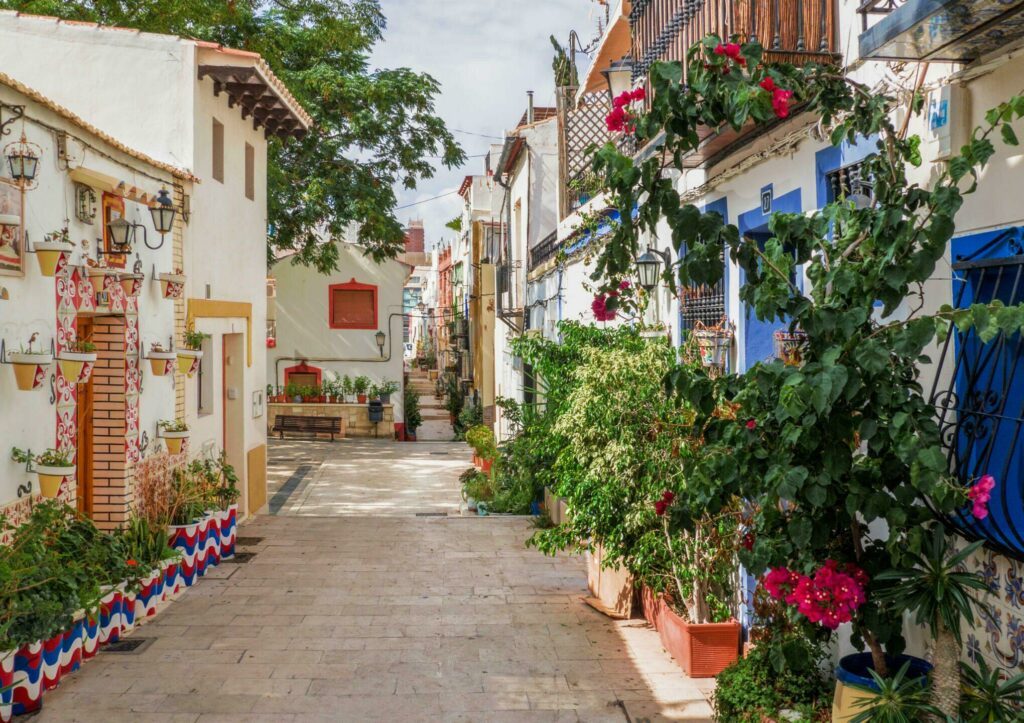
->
(76, 318, 94, 517)
(222, 333, 245, 509)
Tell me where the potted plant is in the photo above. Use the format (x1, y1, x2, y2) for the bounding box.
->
(118, 269, 144, 298)
(11, 447, 74, 498)
(284, 382, 301, 403)
(368, 383, 381, 402)
(7, 335, 52, 391)
(157, 419, 190, 455)
(146, 342, 176, 377)
(57, 338, 97, 384)
(378, 380, 399, 404)
(353, 375, 370, 404)
(177, 329, 207, 377)
(33, 227, 74, 277)
(301, 384, 318, 403)
(341, 374, 354, 403)
(465, 425, 498, 474)
(404, 386, 422, 441)
(157, 268, 185, 299)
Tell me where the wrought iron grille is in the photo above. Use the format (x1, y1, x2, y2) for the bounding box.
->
(825, 161, 873, 204)
(928, 245, 1024, 561)
(530, 231, 561, 269)
(679, 245, 726, 331)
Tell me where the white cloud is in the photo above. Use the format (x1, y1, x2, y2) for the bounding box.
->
(371, 0, 601, 249)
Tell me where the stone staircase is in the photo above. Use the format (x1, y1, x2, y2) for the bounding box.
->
(407, 370, 452, 441)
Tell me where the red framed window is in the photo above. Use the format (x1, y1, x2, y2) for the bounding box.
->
(329, 279, 378, 329)
(284, 362, 322, 388)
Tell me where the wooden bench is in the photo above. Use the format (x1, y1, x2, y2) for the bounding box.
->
(272, 415, 343, 441)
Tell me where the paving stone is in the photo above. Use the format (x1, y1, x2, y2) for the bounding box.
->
(37, 440, 713, 722)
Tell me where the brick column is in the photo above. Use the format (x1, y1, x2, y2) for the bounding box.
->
(173, 184, 186, 421)
(90, 316, 130, 530)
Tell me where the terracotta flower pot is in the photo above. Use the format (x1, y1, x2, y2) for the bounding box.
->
(33, 241, 73, 277)
(640, 586, 663, 630)
(147, 351, 176, 376)
(118, 272, 144, 298)
(9, 352, 52, 391)
(357, 394, 367, 404)
(57, 351, 97, 384)
(657, 602, 740, 678)
(86, 267, 117, 296)
(35, 465, 74, 498)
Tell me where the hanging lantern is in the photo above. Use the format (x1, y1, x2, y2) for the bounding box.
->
(602, 57, 634, 102)
(149, 189, 176, 237)
(4, 133, 41, 187)
(106, 217, 133, 250)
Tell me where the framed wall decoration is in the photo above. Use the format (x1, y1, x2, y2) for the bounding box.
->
(0, 178, 24, 276)
(101, 191, 126, 269)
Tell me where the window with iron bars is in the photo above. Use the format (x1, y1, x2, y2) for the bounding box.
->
(825, 161, 873, 205)
(679, 244, 726, 332)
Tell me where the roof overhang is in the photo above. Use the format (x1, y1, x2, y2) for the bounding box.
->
(859, 0, 1024, 62)
(577, 0, 632, 104)
(197, 45, 313, 140)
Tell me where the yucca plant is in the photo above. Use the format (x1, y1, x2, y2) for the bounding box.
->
(850, 660, 942, 723)
(960, 658, 1024, 722)
(874, 526, 991, 718)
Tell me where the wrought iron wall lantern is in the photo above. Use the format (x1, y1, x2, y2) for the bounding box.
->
(148, 188, 176, 239)
(4, 132, 41, 188)
(636, 247, 672, 291)
(101, 217, 150, 257)
(375, 331, 386, 358)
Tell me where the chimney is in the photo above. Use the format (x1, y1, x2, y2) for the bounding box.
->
(527, 91, 534, 124)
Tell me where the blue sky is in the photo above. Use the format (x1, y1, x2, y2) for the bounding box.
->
(372, 0, 601, 249)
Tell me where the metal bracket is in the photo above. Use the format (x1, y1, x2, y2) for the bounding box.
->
(139, 431, 149, 457)
(0, 103, 24, 137)
(49, 373, 56, 405)
(16, 481, 32, 498)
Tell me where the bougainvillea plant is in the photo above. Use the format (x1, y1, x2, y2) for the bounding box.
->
(587, 35, 1024, 716)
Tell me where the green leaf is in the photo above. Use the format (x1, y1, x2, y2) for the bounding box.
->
(788, 517, 812, 549)
(1002, 123, 1019, 146)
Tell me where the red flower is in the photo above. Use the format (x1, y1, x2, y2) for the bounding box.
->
(126, 559, 137, 567)
(724, 43, 742, 60)
(968, 474, 996, 519)
(661, 490, 675, 505)
(745, 419, 757, 430)
(612, 91, 633, 109)
(591, 294, 617, 322)
(630, 87, 646, 102)
(654, 500, 668, 516)
(771, 89, 794, 119)
(619, 280, 631, 290)
(606, 106, 628, 132)
(741, 533, 755, 551)
(713, 44, 727, 56)
(759, 77, 776, 92)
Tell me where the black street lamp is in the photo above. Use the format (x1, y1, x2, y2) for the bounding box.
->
(149, 189, 177, 238)
(602, 57, 634, 101)
(637, 248, 671, 291)
(375, 331, 386, 357)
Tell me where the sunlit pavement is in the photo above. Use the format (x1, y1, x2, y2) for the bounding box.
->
(37, 440, 714, 722)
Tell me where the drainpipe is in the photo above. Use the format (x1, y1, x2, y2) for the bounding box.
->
(527, 90, 534, 124)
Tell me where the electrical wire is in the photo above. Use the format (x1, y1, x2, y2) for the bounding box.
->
(396, 191, 459, 209)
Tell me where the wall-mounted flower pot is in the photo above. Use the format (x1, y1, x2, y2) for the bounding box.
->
(57, 351, 97, 384)
(832, 653, 932, 723)
(35, 464, 74, 498)
(9, 352, 52, 391)
(157, 272, 185, 299)
(118, 272, 144, 298)
(33, 240, 73, 277)
(657, 603, 740, 678)
(159, 430, 189, 455)
(147, 350, 176, 376)
(176, 349, 201, 377)
(86, 267, 118, 297)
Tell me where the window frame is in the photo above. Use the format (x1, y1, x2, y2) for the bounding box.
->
(244, 142, 254, 200)
(212, 118, 224, 183)
(328, 279, 379, 330)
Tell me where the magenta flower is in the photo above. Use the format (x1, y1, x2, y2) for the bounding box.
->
(591, 294, 617, 322)
(968, 474, 996, 519)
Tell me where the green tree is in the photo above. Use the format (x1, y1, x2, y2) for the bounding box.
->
(550, 35, 578, 89)
(2, 0, 465, 270)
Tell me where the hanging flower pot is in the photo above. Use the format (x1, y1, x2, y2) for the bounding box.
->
(8, 351, 52, 391)
(157, 420, 190, 455)
(57, 343, 97, 384)
(773, 329, 809, 367)
(146, 348, 176, 376)
(691, 324, 733, 369)
(86, 266, 118, 297)
(157, 271, 185, 299)
(33, 238, 74, 277)
(118, 271, 144, 298)
(35, 465, 73, 498)
(176, 348, 202, 377)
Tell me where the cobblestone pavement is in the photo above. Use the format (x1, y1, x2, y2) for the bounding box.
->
(38, 441, 714, 722)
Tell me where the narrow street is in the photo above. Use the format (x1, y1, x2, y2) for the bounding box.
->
(36, 441, 714, 722)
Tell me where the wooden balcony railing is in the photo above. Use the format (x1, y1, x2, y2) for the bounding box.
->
(631, 0, 839, 82)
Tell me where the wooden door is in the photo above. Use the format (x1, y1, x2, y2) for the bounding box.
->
(76, 318, 94, 517)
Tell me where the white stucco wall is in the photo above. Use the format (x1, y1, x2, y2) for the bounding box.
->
(0, 81, 180, 505)
(269, 242, 409, 426)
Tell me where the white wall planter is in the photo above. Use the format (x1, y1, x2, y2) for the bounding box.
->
(158, 429, 189, 455)
(176, 349, 202, 377)
(157, 272, 185, 299)
(118, 272, 144, 298)
(146, 350, 176, 376)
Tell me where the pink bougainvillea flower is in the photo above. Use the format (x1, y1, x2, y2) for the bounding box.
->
(741, 533, 755, 551)
(967, 474, 996, 519)
(606, 106, 628, 132)
(661, 490, 675, 505)
(771, 89, 794, 119)
(764, 561, 867, 629)
(654, 500, 668, 516)
(759, 77, 776, 92)
(619, 280, 631, 290)
(724, 43, 742, 60)
(745, 419, 757, 430)
(713, 43, 727, 56)
(591, 294, 617, 322)
(630, 87, 646, 102)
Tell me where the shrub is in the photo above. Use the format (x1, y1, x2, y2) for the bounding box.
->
(404, 386, 422, 434)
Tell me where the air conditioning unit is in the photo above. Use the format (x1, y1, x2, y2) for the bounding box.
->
(266, 278, 277, 298)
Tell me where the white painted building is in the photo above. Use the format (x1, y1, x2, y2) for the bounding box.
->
(269, 241, 410, 437)
(0, 11, 312, 515)
(0, 71, 192, 529)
